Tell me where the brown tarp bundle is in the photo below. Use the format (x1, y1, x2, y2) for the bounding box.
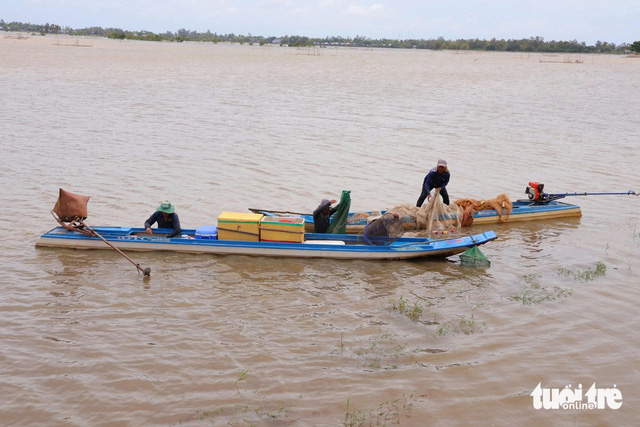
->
(53, 188, 90, 222)
(454, 193, 513, 226)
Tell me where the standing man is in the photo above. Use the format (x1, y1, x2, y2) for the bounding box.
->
(417, 159, 450, 207)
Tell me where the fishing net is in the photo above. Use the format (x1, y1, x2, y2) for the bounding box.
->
(389, 194, 462, 234)
(460, 245, 490, 266)
(52, 188, 90, 222)
(454, 194, 512, 226)
(327, 190, 352, 234)
(361, 212, 404, 245)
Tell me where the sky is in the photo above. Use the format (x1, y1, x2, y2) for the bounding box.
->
(3, 0, 638, 45)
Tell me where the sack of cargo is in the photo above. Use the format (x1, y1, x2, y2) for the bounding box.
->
(52, 188, 90, 222)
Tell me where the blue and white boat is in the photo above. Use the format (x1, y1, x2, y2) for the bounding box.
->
(35, 226, 498, 261)
(251, 200, 582, 234)
(459, 199, 582, 224)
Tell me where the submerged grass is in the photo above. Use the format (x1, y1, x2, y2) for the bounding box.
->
(335, 331, 443, 371)
(343, 393, 416, 426)
(197, 401, 290, 424)
(388, 296, 423, 322)
(509, 262, 606, 306)
(194, 366, 418, 425)
(436, 298, 485, 336)
(234, 369, 249, 394)
(558, 261, 607, 282)
(195, 369, 294, 424)
(436, 315, 481, 336)
(352, 332, 409, 371)
(509, 273, 573, 305)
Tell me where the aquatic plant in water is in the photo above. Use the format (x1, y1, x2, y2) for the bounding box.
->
(196, 369, 294, 424)
(510, 273, 573, 305)
(436, 316, 477, 336)
(557, 261, 606, 282)
(388, 296, 423, 322)
(343, 393, 415, 426)
(435, 299, 484, 335)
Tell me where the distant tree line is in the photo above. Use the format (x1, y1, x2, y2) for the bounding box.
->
(1, 19, 63, 35)
(2, 18, 638, 54)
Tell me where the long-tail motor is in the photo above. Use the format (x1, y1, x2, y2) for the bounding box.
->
(525, 181, 637, 203)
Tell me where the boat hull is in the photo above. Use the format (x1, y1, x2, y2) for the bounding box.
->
(254, 200, 582, 233)
(35, 227, 497, 260)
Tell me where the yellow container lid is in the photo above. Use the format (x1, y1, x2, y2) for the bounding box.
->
(217, 212, 264, 223)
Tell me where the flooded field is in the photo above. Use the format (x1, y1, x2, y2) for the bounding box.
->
(1, 34, 639, 425)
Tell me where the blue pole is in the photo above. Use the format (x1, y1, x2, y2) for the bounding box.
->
(550, 191, 637, 197)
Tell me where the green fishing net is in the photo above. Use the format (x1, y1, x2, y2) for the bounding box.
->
(460, 245, 490, 266)
(327, 190, 351, 234)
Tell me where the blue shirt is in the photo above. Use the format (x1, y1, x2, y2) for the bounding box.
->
(144, 211, 181, 238)
(422, 168, 450, 193)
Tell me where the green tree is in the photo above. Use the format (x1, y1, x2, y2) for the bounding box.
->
(107, 31, 126, 40)
(631, 41, 640, 53)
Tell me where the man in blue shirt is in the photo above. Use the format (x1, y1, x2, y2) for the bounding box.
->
(144, 200, 181, 238)
(417, 159, 451, 207)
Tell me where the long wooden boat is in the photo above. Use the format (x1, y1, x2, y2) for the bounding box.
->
(470, 200, 581, 223)
(250, 200, 582, 234)
(35, 226, 497, 260)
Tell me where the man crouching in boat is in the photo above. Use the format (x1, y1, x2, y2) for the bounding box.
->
(145, 200, 182, 238)
(363, 213, 402, 245)
(313, 199, 338, 233)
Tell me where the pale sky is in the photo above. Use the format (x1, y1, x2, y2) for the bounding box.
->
(3, 0, 638, 45)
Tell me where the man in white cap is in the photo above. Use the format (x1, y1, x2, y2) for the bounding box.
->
(416, 159, 450, 207)
(144, 200, 182, 238)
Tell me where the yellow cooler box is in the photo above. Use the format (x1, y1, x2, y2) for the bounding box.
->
(217, 212, 263, 241)
(260, 217, 305, 243)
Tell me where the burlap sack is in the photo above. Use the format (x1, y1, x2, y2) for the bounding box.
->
(53, 188, 90, 221)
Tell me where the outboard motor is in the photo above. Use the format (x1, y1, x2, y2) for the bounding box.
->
(525, 182, 544, 201)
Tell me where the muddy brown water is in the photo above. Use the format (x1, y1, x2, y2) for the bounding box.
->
(1, 35, 639, 425)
